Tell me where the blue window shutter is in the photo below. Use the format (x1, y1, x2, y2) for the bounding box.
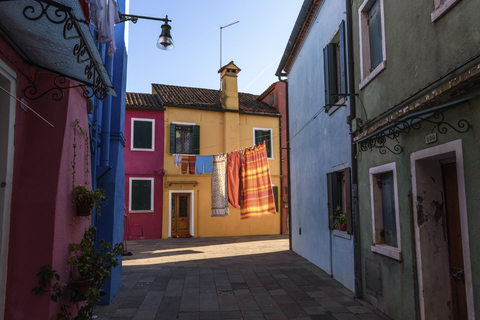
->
(327, 172, 339, 230)
(344, 167, 352, 234)
(170, 123, 176, 154)
(323, 44, 337, 112)
(380, 172, 397, 247)
(368, 0, 383, 70)
(193, 125, 200, 154)
(339, 20, 347, 95)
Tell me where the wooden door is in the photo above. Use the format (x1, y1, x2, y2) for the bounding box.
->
(442, 163, 468, 319)
(171, 193, 190, 237)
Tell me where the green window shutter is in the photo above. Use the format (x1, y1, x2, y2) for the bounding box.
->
(368, 0, 383, 70)
(327, 172, 341, 230)
(255, 130, 263, 145)
(133, 121, 152, 149)
(323, 44, 337, 112)
(273, 186, 279, 212)
(269, 93, 274, 106)
(193, 125, 200, 154)
(265, 130, 272, 158)
(131, 180, 152, 211)
(339, 20, 347, 95)
(344, 167, 352, 234)
(169, 123, 176, 154)
(381, 172, 397, 247)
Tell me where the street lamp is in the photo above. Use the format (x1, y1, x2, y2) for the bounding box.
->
(118, 13, 174, 50)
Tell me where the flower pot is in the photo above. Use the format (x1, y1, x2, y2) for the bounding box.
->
(70, 278, 94, 294)
(338, 224, 347, 231)
(76, 200, 94, 216)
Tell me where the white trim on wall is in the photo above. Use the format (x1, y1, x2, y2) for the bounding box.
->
(130, 118, 155, 151)
(128, 177, 154, 212)
(0, 59, 16, 318)
(411, 139, 475, 320)
(253, 127, 274, 160)
(168, 190, 195, 238)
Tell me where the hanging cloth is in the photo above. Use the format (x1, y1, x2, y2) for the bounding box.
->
(88, 0, 119, 56)
(211, 154, 229, 217)
(240, 142, 276, 219)
(227, 151, 241, 209)
(174, 154, 182, 167)
(181, 156, 195, 174)
(196, 155, 212, 174)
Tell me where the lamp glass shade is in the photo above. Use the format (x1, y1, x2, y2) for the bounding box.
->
(157, 22, 174, 50)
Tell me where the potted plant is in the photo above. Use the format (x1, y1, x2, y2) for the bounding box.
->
(33, 227, 123, 319)
(331, 205, 347, 230)
(73, 185, 107, 216)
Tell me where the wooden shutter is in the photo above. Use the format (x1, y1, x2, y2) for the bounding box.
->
(273, 186, 279, 212)
(131, 180, 151, 211)
(255, 130, 263, 145)
(133, 121, 152, 149)
(368, 0, 383, 70)
(327, 172, 336, 230)
(339, 20, 347, 95)
(323, 44, 337, 112)
(265, 130, 272, 158)
(269, 93, 274, 106)
(169, 123, 176, 153)
(344, 167, 352, 234)
(381, 172, 397, 247)
(193, 125, 200, 154)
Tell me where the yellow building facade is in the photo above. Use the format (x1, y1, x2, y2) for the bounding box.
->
(154, 62, 282, 238)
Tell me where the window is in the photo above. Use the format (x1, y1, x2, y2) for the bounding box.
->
(131, 118, 155, 151)
(170, 123, 200, 154)
(431, 0, 461, 22)
(272, 185, 279, 212)
(129, 178, 154, 212)
(323, 20, 346, 112)
(269, 93, 274, 106)
(327, 167, 352, 234)
(358, 0, 386, 89)
(369, 162, 402, 260)
(254, 128, 273, 159)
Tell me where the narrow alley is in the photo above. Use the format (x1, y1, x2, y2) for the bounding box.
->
(94, 236, 389, 320)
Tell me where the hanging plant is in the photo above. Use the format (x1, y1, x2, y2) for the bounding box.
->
(71, 119, 107, 216)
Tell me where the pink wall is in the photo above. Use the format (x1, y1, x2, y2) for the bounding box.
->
(124, 108, 164, 240)
(1, 34, 91, 320)
(259, 81, 289, 234)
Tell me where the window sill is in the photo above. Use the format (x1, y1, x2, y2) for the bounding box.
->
(132, 148, 155, 152)
(431, 0, 461, 22)
(371, 244, 402, 261)
(359, 60, 387, 90)
(129, 210, 154, 213)
(327, 97, 346, 116)
(333, 229, 351, 240)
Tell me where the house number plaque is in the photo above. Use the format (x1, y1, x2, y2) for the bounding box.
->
(426, 133, 437, 144)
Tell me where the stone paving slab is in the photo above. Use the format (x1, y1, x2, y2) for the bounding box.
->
(94, 235, 390, 320)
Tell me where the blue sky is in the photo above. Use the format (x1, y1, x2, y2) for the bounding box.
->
(125, 1, 303, 96)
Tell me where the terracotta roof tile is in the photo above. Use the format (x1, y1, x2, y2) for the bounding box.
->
(126, 92, 163, 109)
(152, 84, 279, 114)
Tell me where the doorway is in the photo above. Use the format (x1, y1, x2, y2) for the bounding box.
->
(0, 60, 16, 318)
(169, 190, 194, 237)
(411, 140, 474, 319)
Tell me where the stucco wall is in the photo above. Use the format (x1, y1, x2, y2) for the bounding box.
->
(286, 0, 355, 291)
(163, 107, 281, 238)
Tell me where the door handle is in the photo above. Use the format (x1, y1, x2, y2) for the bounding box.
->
(452, 269, 464, 282)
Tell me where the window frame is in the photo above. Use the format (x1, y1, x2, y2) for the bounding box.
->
(431, 0, 462, 22)
(131, 118, 155, 151)
(170, 122, 200, 155)
(129, 177, 154, 213)
(369, 162, 402, 260)
(327, 166, 352, 234)
(358, 0, 387, 90)
(253, 128, 273, 160)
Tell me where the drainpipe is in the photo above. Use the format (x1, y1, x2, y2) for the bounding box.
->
(278, 100, 283, 234)
(346, 0, 362, 298)
(278, 73, 292, 251)
(100, 52, 113, 167)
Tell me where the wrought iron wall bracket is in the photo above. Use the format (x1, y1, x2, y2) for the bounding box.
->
(358, 110, 470, 155)
(22, 0, 109, 101)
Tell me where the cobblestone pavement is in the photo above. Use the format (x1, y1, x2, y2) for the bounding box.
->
(94, 235, 389, 320)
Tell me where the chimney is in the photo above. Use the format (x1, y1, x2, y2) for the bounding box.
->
(218, 61, 241, 110)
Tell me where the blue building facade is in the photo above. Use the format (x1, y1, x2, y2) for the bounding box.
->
(276, 0, 355, 292)
(89, 0, 128, 304)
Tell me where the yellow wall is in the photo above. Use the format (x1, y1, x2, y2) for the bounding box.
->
(162, 107, 281, 238)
